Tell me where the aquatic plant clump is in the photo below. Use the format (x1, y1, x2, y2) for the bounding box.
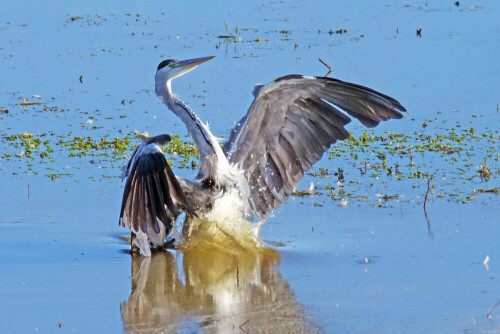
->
(0, 131, 200, 173)
(320, 124, 499, 205)
(0, 117, 498, 207)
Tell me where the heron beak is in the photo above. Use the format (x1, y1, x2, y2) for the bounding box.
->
(176, 56, 214, 70)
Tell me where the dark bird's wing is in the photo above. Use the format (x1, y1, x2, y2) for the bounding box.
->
(119, 143, 196, 251)
(223, 75, 406, 219)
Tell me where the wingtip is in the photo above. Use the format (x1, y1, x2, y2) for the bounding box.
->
(274, 74, 304, 82)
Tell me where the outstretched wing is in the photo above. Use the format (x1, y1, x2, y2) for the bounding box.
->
(120, 143, 196, 248)
(223, 75, 406, 219)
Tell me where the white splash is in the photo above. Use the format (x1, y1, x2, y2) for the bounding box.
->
(180, 188, 264, 251)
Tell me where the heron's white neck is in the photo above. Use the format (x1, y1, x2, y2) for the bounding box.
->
(155, 78, 239, 187)
(155, 79, 174, 108)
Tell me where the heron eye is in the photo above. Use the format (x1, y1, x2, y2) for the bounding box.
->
(168, 63, 174, 68)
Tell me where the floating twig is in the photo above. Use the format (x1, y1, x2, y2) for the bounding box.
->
(15, 99, 42, 106)
(423, 175, 435, 237)
(487, 298, 500, 319)
(423, 175, 435, 238)
(423, 176, 433, 213)
(216, 22, 237, 42)
(409, 145, 414, 167)
(478, 157, 491, 182)
(474, 187, 499, 194)
(318, 58, 332, 70)
(318, 58, 333, 76)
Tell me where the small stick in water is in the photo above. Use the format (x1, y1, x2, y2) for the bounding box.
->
(423, 176, 433, 213)
(409, 145, 414, 167)
(487, 298, 500, 319)
(318, 58, 333, 76)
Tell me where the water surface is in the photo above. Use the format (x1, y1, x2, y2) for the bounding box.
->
(1, 1, 499, 333)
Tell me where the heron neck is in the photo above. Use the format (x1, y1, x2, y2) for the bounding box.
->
(156, 79, 176, 109)
(157, 79, 237, 187)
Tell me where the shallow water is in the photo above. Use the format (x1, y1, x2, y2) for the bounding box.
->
(1, 0, 499, 333)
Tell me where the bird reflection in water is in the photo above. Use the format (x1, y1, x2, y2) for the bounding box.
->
(120, 231, 318, 333)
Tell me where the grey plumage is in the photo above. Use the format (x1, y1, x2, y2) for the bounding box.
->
(120, 56, 407, 255)
(223, 75, 406, 219)
(119, 133, 196, 253)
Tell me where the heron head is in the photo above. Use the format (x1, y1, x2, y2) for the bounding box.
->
(155, 56, 214, 95)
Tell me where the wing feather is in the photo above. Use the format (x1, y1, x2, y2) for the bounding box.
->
(145, 176, 160, 234)
(119, 142, 197, 250)
(224, 75, 406, 219)
(139, 180, 148, 232)
(132, 182, 140, 232)
(151, 173, 171, 225)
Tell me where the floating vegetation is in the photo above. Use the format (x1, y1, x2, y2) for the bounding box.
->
(329, 126, 499, 173)
(328, 29, 347, 35)
(15, 100, 43, 106)
(67, 16, 83, 22)
(290, 117, 499, 206)
(214, 22, 293, 55)
(322, 122, 499, 206)
(46, 173, 72, 181)
(160, 134, 200, 169)
(473, 187, 499, 195)
(217, 22, 238, 42)
(0, 114, 498, 203)
(58, 135, 131, 158)
(478, 158, 492, 182)
(0, 131, 200, 175)
(2, 132, 53, 160)
(64, 14, 106, 26)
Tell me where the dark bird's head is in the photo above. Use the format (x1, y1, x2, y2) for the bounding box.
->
(135, 131, 171, 146)
(154, 134, 172, 146)
(155, 56, 214, 96)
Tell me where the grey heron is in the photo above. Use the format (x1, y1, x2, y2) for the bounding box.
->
(120, 56, 406, 256)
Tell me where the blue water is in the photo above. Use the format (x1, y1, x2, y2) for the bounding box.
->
(1, 0, 499, 332)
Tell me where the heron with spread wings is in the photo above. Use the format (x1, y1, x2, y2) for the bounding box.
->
(119, 56, 406, 256)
